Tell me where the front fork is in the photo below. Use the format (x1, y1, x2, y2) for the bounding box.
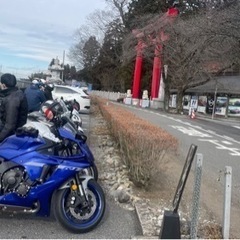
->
(75, 174, 93, 201)
(59, 174, 94, 208)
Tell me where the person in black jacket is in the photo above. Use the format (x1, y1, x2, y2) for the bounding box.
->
(40, 79, 54, 100)
(0, 73, 28, 142)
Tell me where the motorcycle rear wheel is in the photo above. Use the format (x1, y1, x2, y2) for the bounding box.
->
(54, 179, 105, 233)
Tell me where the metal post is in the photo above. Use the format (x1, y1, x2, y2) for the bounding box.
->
(62, 50, 65, 81)
(222, 166, 232, 239)
(190, 153, 203, 239)
(212, 83, 217, 120)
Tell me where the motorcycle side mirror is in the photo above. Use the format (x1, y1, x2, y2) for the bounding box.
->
(75, 132, 87, 143)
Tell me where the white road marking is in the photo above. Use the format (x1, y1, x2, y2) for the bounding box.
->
(221, 141, 232, 145)
(113, 103, 240, 155)
(170, 125, 239, 156)
(199, 139, 240, 156)
(171, 125, 212, 138)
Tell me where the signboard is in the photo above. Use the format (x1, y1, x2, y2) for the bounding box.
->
(183, 95, 191, 110)
(206, 95, 214, 114)
(197, 96, 207, 114)
(228, 98, 240, 117)
(190, 96, 198, 111)
(215, 96, 227, 116)
(169, 94, 177, 108)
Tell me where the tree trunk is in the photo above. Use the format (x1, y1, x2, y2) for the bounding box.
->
(177, 89, 184, 114)
(164, 88, 170, 112)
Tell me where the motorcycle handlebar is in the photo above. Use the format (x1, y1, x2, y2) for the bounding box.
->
(40, 101, 87, 143)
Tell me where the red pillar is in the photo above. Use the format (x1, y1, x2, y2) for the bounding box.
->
(151, 44, 162, 99)
(132, 7, 179, 101)
(132, 52, 143, 99)
(132, 36, 144, 99)
(132, 30, 145, 99)
(150, 6, 179, 100)
(167, 6, 179, 17)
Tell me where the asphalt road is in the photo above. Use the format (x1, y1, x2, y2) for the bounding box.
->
(113, 102, 240, 238)
(0, 194, 141, 239)
(0, 113, 142, 239)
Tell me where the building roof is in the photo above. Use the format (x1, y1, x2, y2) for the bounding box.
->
(185, 75, 240, 94)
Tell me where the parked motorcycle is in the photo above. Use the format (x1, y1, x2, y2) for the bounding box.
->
(47, 99, 83, 132)
(60, 97, 82, 129)
(67, 98, 80, 112)
(0, 101, 104, 233)
(26, 100, 98, 180)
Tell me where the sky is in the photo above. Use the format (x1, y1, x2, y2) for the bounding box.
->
(0, 0, 108, 78)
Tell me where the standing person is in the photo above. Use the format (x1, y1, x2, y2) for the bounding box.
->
(24, 79, 46, 112)
(41, 79, 54, 100)
(0, 73, 28, 142)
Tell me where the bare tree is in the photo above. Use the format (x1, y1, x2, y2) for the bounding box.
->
(162, 8, 240, 112)
(122, 2, 240, 112)
(105, 0, 130, 26)
(69, 0, 130, 70)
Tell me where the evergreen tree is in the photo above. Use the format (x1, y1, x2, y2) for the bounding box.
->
(94, 19, 125, 91)
(125, 0, 168, 30)
(82, 36, 100, 69)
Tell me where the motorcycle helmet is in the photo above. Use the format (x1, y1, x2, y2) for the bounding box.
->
(40, 79, 46, 84)
(41, 100, 63, 121)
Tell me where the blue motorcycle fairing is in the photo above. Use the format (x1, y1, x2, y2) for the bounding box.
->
(0, 149, 92, 182)
(23, 154, 91, 182)
(0, 160, 92, 216)
(58, 127, 76, 141)
(79, 142, 95, 163)
(0, 135, 46, 159)
(59, 127, 95, 163)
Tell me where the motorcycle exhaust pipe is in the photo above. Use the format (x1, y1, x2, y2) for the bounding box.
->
(0, 202, 40, 214)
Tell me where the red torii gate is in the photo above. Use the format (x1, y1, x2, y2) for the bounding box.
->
(131, 6, 179, 103)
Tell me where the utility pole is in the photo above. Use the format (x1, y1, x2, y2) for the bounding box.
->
(62, 50, 65, 81)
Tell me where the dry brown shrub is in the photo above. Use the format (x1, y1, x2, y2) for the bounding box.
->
(198, 223, 223, 239)
(92, 96, 178, 187)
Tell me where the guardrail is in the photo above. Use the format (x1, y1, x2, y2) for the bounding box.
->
(90, 90, 126, 101)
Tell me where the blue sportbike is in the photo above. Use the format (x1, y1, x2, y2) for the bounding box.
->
(0, 101, 105, 233)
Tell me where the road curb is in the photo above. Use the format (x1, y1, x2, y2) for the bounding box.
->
(134, 201, 160, 238)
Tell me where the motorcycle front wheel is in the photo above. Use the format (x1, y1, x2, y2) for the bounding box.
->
(86, 164, 98, 181)
(54, 179, 105, 233)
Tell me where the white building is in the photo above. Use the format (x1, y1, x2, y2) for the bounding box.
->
(46, 57, 64, 84)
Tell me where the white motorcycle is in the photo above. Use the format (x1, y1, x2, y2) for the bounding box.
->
(58, 98, 83, 130)
(49, 99, 83, 132)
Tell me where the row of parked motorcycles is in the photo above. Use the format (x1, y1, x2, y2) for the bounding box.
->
(0, 98, 105, 233)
